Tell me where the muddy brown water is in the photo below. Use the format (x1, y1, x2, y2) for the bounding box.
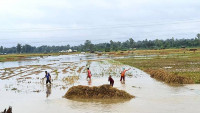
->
(0, 54, 200, 113)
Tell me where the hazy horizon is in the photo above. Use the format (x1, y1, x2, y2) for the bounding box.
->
(0, 0, 200, 47)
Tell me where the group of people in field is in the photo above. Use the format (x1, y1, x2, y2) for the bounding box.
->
(86, 67, 131, 87)
(43, 67, 131, 87)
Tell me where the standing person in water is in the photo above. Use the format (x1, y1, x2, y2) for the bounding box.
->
(108, 75, 114, 86)
(44, 71, 51, 84)
(87, 68, 92, 80)
(120, 68, 131, 82)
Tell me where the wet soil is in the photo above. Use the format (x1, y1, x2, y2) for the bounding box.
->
(0, 54, 200, 113)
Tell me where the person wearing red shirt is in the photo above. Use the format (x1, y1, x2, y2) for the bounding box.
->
(87, 68, 92, 80)
(120, 68, 131, 82)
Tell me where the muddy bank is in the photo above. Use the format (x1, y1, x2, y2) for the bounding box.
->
(146, 69, 194, 84)
(64, 85, 134, 99)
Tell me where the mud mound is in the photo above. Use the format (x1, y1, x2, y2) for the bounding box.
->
(146, 69, 194, 84)
(64, 85, 134, 99)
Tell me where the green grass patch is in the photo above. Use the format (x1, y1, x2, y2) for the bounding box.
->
(115, 49, 200, 84)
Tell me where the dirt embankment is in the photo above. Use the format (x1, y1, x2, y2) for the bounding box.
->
(146, 69, 194, 84)
(64, 85, 134, 99)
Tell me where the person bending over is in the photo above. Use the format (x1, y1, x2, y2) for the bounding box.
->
(108, 75, 114, 86)
(44, 71, 51, 84)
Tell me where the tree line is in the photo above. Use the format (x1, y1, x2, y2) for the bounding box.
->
(0, 34, 200, 54)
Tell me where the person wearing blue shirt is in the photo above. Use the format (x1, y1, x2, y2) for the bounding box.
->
(45, 71, 51, 84)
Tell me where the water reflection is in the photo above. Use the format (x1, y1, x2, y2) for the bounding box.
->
(121, 82, 126, 90)
(121, 81, 125, 84)
(88, 79, 92, 85)
(46, 84, 52, 98)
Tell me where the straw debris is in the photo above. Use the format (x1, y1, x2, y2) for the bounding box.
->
(64, 85, 134, 99)
(146, 69, 194, 84)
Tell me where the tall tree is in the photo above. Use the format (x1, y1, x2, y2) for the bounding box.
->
(89, 44, 95, 52)
(105, 43, 110, 52)
(129, 38, 134, 48)
(0, 46, 3, 53)
(66, 44, 70, 50)
(16, 43, 22, 53)
(84, 40, 92, 51)
(197, 34, 200, 46)
(22, 44, 32, 53)
(197, 33, 200, 39)
(110, 40, 114, 51)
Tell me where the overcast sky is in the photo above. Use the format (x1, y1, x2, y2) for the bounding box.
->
(0, 0, 200, 47)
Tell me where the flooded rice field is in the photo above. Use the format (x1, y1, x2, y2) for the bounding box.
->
(0, 54, 200, 113)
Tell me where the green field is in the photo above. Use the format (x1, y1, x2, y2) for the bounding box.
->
(1, 49, 200, 84)
(115, 49, 200, 84)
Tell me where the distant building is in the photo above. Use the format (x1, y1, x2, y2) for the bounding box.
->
(0, 53, 7, 55)
(67, 49, 72, 53)
(59, 49, 73, 53)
